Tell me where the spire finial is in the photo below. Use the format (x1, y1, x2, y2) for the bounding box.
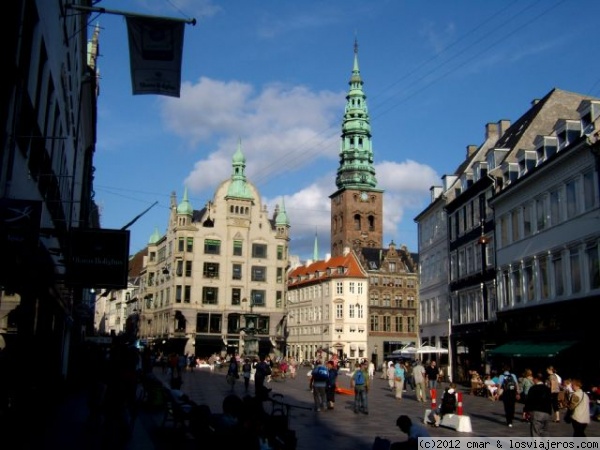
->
(354, 34, 358, 55)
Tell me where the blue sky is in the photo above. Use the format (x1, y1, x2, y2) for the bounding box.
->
(93, 0, 600, 261)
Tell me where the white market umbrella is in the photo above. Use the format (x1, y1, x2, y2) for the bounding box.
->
(416, 345, 448, 354)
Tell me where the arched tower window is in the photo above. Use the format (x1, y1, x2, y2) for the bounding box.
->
(368, 215, 375, 231)
(354, 214, 361, 230)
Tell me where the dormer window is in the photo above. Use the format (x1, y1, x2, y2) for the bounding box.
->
(501, 162, 519, 186)
(337, 266, 345, 274)
(516, 149, 536, 177)
(460, 172, 473, 192)
(472, 162, 488, 182)
(555, 119, 581, 150)
(534, 135, 558, 165)
(486, 148, 509, 170)
(578, 100, 600, 135)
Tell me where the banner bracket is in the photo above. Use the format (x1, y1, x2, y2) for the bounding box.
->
(65, 4, 197, 26)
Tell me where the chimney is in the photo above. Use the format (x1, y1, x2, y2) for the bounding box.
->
(466, 145, 478, 158)
(343, 246, 350, 256)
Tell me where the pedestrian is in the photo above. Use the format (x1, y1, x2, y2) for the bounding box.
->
(498, 365, 521, 427)
(226, 357, 239, 392)
(427, 383, 457, 427)
(523, 373, 552, 437)
(404, 361, 415, 391)
(546, 365, 561, 422)
(425, 360, 439, 393)
(368, 361, 375, 380)
(413, 360, 427, 402)
(351, 360, 370, 414)
(254, 356, 272, 400)
(241, 358, 252, 393)
(520, 369, 534, 403)
(394, 360, 406, 400)
(391, 415, 431, 450)
(309, 359, 328, 412)
(387, 362, 396, 391)
(567, 379, 590, 437)
(326, 360, 338, 410)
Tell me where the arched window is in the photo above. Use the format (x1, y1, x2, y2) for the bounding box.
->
(354, 214, 361, 230)
(368, 215, 375, 231)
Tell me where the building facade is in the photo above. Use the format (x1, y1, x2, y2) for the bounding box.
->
(415, 89, 600, 382)
(286, 248, 368, 363)
(138, 144, 290, 358)
(488, 98, 600, 377)
(0, 0, 100, 415)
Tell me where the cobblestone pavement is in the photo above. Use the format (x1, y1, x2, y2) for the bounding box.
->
(151, 366, 599, 450)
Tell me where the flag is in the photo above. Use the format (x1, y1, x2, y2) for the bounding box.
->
(126, 16, 185, 97)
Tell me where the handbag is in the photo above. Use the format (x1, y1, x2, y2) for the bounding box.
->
(564, 409, 573, 424)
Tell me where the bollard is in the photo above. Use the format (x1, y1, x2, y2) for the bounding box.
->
(430, 388, 437, 410)
(457, 392, 463, 415)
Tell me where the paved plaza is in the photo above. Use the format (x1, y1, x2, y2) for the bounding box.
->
(144, 366, 599, 450)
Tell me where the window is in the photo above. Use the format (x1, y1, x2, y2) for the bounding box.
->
(349, 282, 355, 294)
(550, 189, 561, 226)
(251, 266, 266, 282)
(251, 290, 265, 306)
(175, 285, 182, 303)
(370, 314, 379, 332)
(276, 291, 282, 308)
(536, 197, 546, 231)
(186, 237, 193, 252)
(358, 282, 364, 294)
(349, 304, 355, 318)
(524, 262, 534, 302)
(176, 260, 183, 276)
(204, 239, 220, 254)
(553, 254, 564, 296)
(252, 243, 267, 258)
(336, 282, 343, 294)
(178, 238, 184, 252)
(232, 263, 242, 280)
(583, 171, 596, 211)
(276, 267, 283, 283)
(209, 314, 222, 333)
(184, 286, 191, 303)
(395, 316, 403, 332)
(354, 214, 361, 230)
(407, 316, 415, 333)
(511, 210, 519, 242)
(277, 245, 284, 260)
(523, 203, 532, 237)
(233, 240, 243, 256)
(231, 288, 241, 305)
(512, 267, 522, 304)
(539, 255, 549, 300)
(587, 244, 600, 290)
(383, 316, 391, 332)
(203, 262, 219, 278)
(336, 304, 343, 319)
(197, 313, 209, 333)
(257, 316, 270, 334)
(565, 179, 578, 219)
(202, 287, 218, 304)
(185, 261, 192, 277)
(570, 248, 581, 294)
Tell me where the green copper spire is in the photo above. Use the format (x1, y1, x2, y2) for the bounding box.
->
(176, 187, 194, 215)
(313, 230, 319, 261)
(275, 197, 290, 226)
(335, 39, 378, 190)
(148, 226, 161, 244)
(226, 139, 254, 199)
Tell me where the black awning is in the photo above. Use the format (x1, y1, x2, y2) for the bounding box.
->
(488, 340, 577, 358)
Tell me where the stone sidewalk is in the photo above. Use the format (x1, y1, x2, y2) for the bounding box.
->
(152, 367, 599, 450)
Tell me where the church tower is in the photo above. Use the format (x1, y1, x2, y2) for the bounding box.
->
(330, 40, 383, 257)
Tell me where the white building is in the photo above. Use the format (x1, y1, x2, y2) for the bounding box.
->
(286, 247, 369, 363)
(139, 143, 290, 358)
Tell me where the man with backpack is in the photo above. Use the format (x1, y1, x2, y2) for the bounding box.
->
(309, 359, 328, 412)
(351, 360, 370, 414)
(498, 365, 521, 427)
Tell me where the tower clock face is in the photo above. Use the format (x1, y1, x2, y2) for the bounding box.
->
(360, 191, 368, 202)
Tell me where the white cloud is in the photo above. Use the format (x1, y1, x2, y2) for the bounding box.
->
(162, 77, 342, 192)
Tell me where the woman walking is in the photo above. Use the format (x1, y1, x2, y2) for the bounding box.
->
(568, 379, 590, 437)
(394, 360, 406, 400)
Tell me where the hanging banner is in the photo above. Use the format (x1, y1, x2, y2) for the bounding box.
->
(126, 16, 184, 97)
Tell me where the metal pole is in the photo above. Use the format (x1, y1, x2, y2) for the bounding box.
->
(65, 4, 197, 25)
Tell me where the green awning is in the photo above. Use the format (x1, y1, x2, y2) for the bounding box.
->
(488, 341, 577, 358)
